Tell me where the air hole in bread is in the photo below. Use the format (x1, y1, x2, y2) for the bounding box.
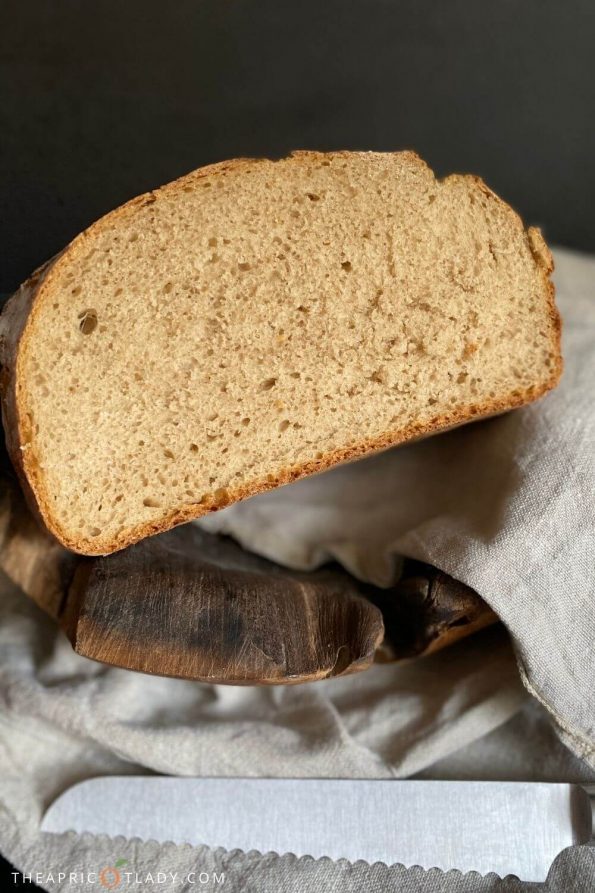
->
(78, 310, 98, 335)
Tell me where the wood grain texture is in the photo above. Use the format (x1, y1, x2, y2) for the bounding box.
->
(369, 561, 498, 662)
(62, 524, 385, 684)
(0, 462, 497, 684)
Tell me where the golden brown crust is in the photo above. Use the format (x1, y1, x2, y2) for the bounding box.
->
(0, 151, 563, 556)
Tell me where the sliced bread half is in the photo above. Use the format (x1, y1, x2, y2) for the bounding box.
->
(0, 151, 561, 555)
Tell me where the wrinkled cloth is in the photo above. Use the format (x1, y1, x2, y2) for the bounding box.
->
(1, 247, 594, 891)
(203, 247, 595, 763)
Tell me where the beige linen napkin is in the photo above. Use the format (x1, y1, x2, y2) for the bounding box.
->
(1, 247, 594, 891)
(201, 247, 595, 764)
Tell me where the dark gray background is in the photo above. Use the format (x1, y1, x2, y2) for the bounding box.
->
(1, 0, 594, 292)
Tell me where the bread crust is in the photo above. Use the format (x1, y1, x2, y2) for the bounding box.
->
(0, 151, 563, 556)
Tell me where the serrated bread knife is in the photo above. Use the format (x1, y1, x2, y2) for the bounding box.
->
(41, 777, 595, 882)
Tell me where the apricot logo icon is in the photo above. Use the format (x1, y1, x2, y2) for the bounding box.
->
(99, 859, 127, 888)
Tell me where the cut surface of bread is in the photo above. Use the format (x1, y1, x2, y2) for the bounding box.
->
(0, 151, 561, 555)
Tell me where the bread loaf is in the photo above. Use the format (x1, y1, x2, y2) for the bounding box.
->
(0, 151, 562, 555)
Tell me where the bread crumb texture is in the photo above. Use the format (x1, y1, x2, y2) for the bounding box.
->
(0, 151, 561, 554)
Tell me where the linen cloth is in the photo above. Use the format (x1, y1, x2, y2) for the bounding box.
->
(1, 246, 594, 891)
(202, 246, 595, 762)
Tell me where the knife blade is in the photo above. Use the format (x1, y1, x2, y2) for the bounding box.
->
(41, 777, 593, 882)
